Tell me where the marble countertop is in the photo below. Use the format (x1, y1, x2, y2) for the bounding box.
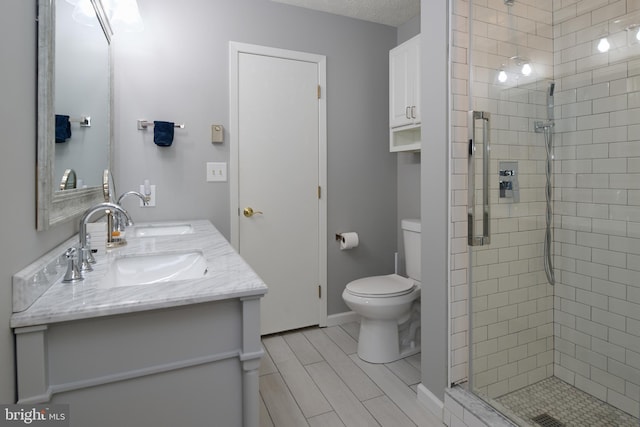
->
(11, 220, 267, 328)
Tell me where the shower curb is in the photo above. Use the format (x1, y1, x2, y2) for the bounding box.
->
(444, 386, 521, 427)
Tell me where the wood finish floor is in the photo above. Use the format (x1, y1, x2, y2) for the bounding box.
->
(259, 322, 443, 427)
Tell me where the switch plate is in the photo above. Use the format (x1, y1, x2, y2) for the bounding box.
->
(139, 184, 156, 207)
(211, 125, 224, 143)
(206, 162, 227, 182)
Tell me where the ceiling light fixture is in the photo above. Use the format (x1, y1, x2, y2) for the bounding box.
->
(68, 0, 143, 32)
(108, 0, 144, 33)
(70, 0, 99, 26)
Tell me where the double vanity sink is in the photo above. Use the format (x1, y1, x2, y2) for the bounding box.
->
(103, 224, 205, 287)
(100, 249, 207, 288)
(12, 220, 267, 427)
(132, 223, 194, 237)
(12, 219, 267, 325)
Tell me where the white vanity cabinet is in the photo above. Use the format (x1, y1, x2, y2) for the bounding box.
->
(389, 34, 421, 152)
(14, 297, 263, 427)
(11, 220, 267, 427)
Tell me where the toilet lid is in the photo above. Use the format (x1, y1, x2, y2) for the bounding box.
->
(345, 274, 416, 298)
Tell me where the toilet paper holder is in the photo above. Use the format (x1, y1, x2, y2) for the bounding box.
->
(335, 232, 359, 250)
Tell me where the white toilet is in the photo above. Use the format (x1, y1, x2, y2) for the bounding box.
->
(342, 219, 421, 363)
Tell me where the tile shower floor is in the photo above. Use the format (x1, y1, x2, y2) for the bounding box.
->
(495, 376, 639, 427)
(259, 322, 441, 427)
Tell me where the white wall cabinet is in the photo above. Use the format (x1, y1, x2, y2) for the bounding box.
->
(389, 34, 421, 152)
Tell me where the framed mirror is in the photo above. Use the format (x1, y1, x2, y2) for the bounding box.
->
(36, 0, 113, 230)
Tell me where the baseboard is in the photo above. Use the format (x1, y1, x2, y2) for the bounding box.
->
(326, 311, 360, 327)
(417, 383, 444, 421)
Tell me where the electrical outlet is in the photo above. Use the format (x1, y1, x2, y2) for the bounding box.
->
(139, 184, 156, 207)
(206, 162, 227, 182)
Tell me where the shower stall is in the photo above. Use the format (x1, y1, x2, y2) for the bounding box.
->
(460, 0, 640, 425)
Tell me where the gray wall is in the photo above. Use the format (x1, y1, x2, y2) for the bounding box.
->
(396, 16, 421, 276)
(420, 1, 449, 400)
(0, 0, 79, 403)
(0, 0, 448, 406)
(112, 0, 399, 315)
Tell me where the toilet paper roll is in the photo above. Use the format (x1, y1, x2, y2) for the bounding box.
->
(339, 232, 359, 250)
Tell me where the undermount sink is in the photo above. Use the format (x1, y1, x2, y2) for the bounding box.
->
(133, 224, 194, 237)
(100, 250, 208, 288)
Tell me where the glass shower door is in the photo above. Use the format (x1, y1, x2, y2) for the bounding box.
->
(467, 0, 556, 420)
(466, 0, 640, 425)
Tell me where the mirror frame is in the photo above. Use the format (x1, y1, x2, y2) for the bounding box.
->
(36, 0, 113, 230)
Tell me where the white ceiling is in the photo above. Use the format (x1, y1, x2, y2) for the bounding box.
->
(271, 0, 420, 27)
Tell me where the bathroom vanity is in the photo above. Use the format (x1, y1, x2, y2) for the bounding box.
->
(11, 220, 267, 427)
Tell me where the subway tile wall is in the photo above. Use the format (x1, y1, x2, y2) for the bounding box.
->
(552, 0, 640, 418)
(450, 0, 556, 397)
(450, 0, 471, 386)
(450, 0, 640, 419)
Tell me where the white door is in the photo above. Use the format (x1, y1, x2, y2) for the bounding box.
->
(230, 43, 327, 335)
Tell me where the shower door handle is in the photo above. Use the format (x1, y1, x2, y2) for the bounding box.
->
(468, 111, 491, 246)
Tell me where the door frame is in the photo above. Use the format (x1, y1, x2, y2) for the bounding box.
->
(229, 41, 327, 328)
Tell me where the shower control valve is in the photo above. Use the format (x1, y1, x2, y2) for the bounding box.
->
(499, 161, 519, 203)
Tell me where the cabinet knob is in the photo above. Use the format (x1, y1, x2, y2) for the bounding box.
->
(406, 106, 411, 119)
(411, 106, 416, 119)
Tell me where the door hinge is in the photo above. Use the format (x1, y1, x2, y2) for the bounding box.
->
(317, 85, 321, 99)
(318, 285, 322, 299)
(317, 186, 321, 199)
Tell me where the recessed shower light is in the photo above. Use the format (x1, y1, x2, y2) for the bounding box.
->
(598, 37, 610, 52)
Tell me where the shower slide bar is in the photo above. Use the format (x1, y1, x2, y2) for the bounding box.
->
(467, 110, 491, 246)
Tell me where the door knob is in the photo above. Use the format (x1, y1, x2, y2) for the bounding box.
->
(243, 207, 263, 217)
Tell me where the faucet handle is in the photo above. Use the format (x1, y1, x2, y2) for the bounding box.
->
(62, 247, 83, 283)
(79, 247, 94, 273)
(85, 233, 96, 264)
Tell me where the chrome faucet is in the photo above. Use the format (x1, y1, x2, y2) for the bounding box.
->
(79, 202, 132, 271)
(106, 191, 148, 248)
(117, 190, 149, 206)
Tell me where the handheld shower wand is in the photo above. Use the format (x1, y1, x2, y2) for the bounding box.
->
(547, 82, 555, 121)
(536, 81, 556, 286)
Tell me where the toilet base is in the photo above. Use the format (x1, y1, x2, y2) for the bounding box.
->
(356, 314, 421, 364)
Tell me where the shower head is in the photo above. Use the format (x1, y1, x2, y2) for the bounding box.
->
(546, 81, 555, 121)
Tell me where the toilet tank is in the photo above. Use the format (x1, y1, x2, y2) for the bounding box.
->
(401, 219, 421, 282)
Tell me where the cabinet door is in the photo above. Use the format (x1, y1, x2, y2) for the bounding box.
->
(390, 43, 412, 128)
(389, 35, 420, 128)
(407, 37, 420, 124)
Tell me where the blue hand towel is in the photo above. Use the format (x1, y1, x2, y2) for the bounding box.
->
(55, 115, 72, 143)
(153, 121, 174, 146)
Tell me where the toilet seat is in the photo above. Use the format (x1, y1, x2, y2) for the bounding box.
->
(345, 274, 416, 298)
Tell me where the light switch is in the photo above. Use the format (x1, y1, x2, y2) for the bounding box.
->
(211, 125, 224, 143)
(206, 162, 227, 182)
